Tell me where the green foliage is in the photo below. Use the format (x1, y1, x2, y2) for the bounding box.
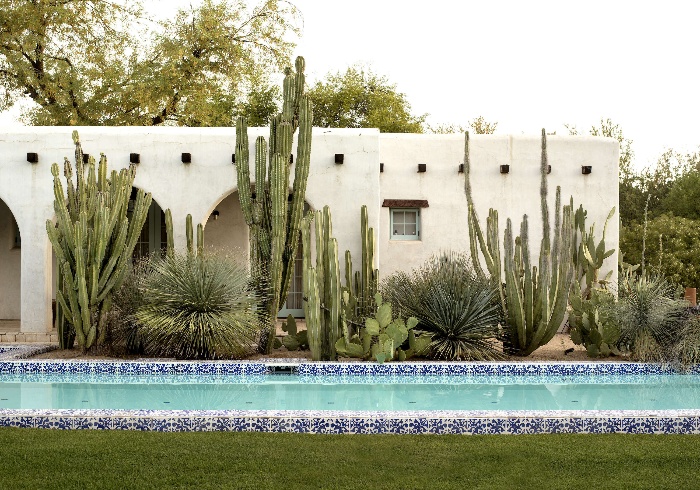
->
(335, 293, 429, 363)
(0, 0, 299, 126)
(620, 214, 700, 287)
(236, 56, 311, 353)
(568, 288, 619, 358)
(47, 131, 151, 351)
(426, 116, 498, 135)
(307, 66, 426, 133)
(302, 205, 379, 361)
(281, 314, 308, 351)
(660, 169, 700, 220)
(572, 204, 616, 294)
(671, 315, 700, 367)
(612, 271, 687, 359)
(381, 253, 503, 361)
(135, 252, 262, 359)
(466, 129, 576, 356)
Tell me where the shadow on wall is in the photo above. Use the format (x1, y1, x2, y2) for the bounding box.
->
(0, 198, 21, 320)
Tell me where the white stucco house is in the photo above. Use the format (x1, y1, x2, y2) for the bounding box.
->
(0, 127, 619, 341)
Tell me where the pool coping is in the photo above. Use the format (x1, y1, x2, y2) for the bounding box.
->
(2, 354, 699, 434)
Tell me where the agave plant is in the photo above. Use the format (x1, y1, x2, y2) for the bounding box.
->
(382, 253, 504, 361)
(135, 252, 263, 359)
(671, 315, 700, 367)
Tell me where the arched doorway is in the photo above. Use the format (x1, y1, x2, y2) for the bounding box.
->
(0, 198, 21, 326)
(204, 192, 311, 318)
(131, 188, 166, 259)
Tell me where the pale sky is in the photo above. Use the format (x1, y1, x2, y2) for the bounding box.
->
(2, 0, 698, 170)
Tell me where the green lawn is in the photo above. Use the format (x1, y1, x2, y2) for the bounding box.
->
(1, 428, 699, 489)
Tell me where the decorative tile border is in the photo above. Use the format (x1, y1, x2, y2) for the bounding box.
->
(3, 359, 696, 376)
(1, 408, 699, 434)
(2, 359, 700, 434)
(0, 344, 56, 360)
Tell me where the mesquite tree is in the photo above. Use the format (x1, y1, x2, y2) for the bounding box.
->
(47, 131, 151, 350)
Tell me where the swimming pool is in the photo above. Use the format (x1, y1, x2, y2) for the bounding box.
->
(1, 358, 699, 434)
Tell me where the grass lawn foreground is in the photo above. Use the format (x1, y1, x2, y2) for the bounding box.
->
(1, 429, 700, 489)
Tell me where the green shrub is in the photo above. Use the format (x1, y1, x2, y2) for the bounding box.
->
(135, 252, 263, 359)
(381, 253, 504, 361)
(671, 315, 700, 367)
(612, 271, 687, 359)
(108, 259, 149, 354)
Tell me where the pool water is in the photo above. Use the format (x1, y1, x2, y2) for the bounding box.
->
(2, 373, 699, 411)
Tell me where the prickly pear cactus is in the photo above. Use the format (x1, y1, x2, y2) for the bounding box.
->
(47, 131, 152, 351)
(569, 288, 620, 357)
(335, 294, 430, 363)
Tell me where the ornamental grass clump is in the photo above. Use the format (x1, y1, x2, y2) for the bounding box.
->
(135, 252, 263, 359)
(382, 252, 504, 361)
(613, 271, 688, 361)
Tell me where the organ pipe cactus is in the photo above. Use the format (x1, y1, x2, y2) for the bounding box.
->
(302, 205, 380, 361)
(302, 206, 342, 360)
(47, 131, 151, 351)
(464, 129, 576, 356)
(163, 209, 204, 258)
(465, 132, 506, 315)
(236, 56, 312, 353)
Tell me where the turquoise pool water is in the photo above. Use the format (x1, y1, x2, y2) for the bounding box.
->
(2, 373, 700, 411)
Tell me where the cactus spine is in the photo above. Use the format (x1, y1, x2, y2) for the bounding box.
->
(235, 57, 312, 353)
(47, 131, 151, 351)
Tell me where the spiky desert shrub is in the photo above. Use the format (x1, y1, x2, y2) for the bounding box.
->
(382, 253, 504, 361)
(107, 258, 150, 354)
(668, 314, 700, 367)
(135, 252, 263, 359)
(613, 271, 687, 360)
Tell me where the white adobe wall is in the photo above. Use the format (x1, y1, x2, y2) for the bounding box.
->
(378, 133, 619, 281)
(0, 126, 379, 332)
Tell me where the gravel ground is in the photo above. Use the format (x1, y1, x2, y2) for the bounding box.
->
(29, 332, 609, 362)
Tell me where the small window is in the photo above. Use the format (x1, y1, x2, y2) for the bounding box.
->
(390, 208, 420, 241)
(13, 219, 20, 248)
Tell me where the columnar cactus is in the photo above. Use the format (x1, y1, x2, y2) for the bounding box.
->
(235, 56, 312, 353)
(47, 131, 151, 351)
(465, 132, 506, 315)
(302, 205, 380, 361)
(465, 129, 576, 356)
(342, 205, 378, 324)
(163, 209, 204, 258)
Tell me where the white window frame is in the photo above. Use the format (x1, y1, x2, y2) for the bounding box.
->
(390, 208, 420, 241)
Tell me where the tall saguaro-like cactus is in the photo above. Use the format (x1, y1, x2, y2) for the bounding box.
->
(235, 56, 312, 353)
(465, 129, 576, 356)
(47, 131, 151, 350)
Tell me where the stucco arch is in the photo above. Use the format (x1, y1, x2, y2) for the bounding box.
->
(0, 197, 21, 322)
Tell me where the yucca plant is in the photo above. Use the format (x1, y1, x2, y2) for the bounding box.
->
(613, 270, 687, 359)
(135, 252, 263, 359)
(382, 253, 504, 361)
(671, 315, 700, 367)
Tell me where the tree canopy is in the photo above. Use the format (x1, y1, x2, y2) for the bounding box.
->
(306, 66, 426, 133)
(0, 0, 299, 126)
